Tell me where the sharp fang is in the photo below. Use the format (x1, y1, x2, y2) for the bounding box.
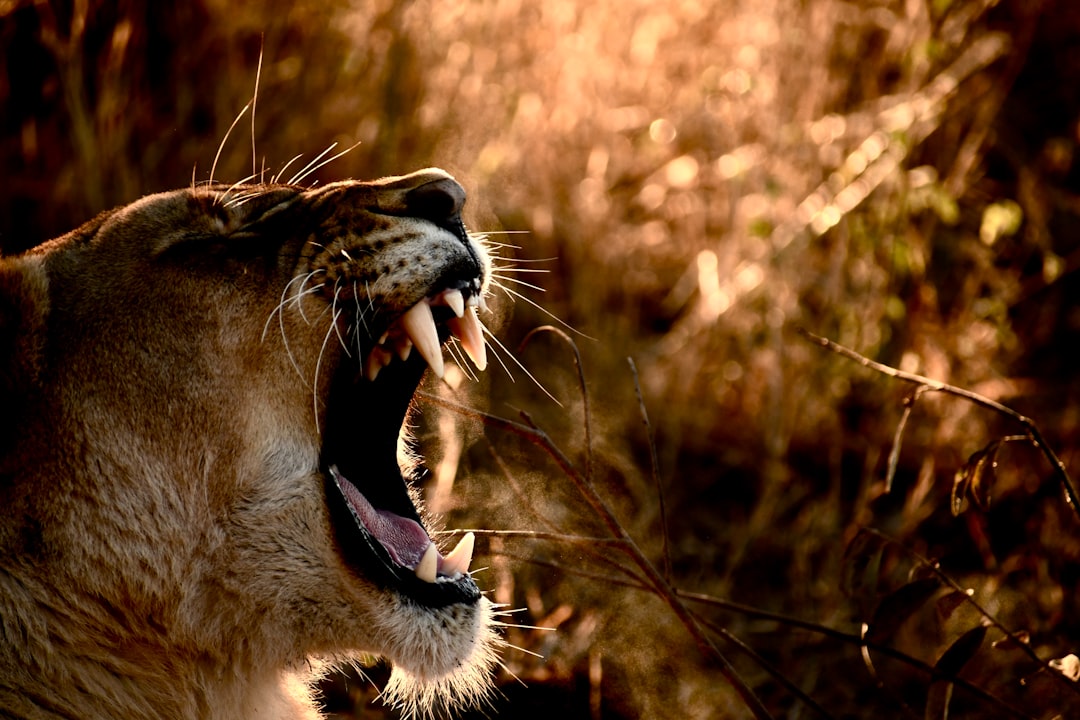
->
(478, 294, 488, 313)
(444, 289, 465, 318)
(401, 301, 445, 378)
(364, 345, 393, 382)
(441, 532, 475, 577)
(449, 306, 487, 371)
(415, 543, 438, 583)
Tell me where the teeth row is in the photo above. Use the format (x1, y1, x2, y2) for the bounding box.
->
(415, 531, 475, 583)
(366, 289, 488, 381)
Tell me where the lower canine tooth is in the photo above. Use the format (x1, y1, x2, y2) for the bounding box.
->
(415, 543, 438, 583)
(441, 532, 475, 577)
(401, 301, 445, 378)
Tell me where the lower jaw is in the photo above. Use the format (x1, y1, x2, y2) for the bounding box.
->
(323, 469, 482, 609)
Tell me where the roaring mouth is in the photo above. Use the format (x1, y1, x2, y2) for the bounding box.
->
(320, 282, 488, 608)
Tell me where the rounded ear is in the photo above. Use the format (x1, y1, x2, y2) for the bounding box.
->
(0, 256, 49, 425)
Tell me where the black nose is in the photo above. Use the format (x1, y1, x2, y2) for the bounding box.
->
(404, 177, 466, 224)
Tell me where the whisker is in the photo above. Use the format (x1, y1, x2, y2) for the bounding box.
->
(272, 153, 304, 185)
(481, 324, 562, 406)
(490, 621, 555, 632)
(264, 272, 325, 383)
(497, 641, 546, 660)
(445, 339, 479, 383)
(222, 192, 269, 210)
(290, 140, 362, 185)
(210, 102, 251, 193)
(219, 173, 260, 205)
(262, 272, 323, 341)
(364, 280, 381, 324)
(294, 272, 326, 325)
(492, 280, 593, 340)
(287, 143, 339, 186)
(488, 254, 557, 264)
(494, 658, 529, 688)
(490, 275, 547, 293)
(250, 47, 262, 179)
(331, 283, 352, 358)
(312, 307, 343, 437)
(352, 281, 371, 355)
(489, 266, 551, 274)
(477, 326, 515, 382)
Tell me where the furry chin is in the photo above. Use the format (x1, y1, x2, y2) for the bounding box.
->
(376, 597, 502, 719)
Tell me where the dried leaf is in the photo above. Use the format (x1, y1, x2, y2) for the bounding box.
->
(934, 625, 987, 678)
(951, 442, 1000, 516)
(991, 631, 1030, 651)
(865, 578, 941, 645)
(936, 589, 973, 622)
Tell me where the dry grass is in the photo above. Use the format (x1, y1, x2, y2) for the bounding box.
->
(4, 0, 1080, 717)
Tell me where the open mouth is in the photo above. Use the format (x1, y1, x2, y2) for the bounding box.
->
(320, 282, 488, 609)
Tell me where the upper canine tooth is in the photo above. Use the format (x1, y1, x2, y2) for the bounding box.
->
(449, 306, 487, 371)
(441, 531, 475, 577)
(401, 301, 445, 378)
(444, 289, 465, 318)
(415, 543, 438, 583)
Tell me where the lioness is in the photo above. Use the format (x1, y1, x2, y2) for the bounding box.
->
(0, 169, 498, 719)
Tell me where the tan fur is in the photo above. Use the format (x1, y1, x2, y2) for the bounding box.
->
(0, 169, 496, 719)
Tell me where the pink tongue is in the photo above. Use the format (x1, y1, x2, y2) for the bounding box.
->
(337, 471, 432, 568)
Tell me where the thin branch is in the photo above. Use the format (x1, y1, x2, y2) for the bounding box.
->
(679, 590, 1037, 720)
(691, 611, 837, 720)
(420, 390, 776, 720)
(884, 386, 929, 492)
(628, 356, 673, 584)
(492, 553, 653, 593)
(519, 325, 593, 483)
(480, 437, 653, 592)
(859, 527, 1080, 698)
(798, 328, 1079, 516)
(434, 528, 626, 546)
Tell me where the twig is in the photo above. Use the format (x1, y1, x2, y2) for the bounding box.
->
(797, 328, 1079, 516)
(691, 611, 837, 720)
(520, 326, 593, 483)
(434, 528, 626, 545)
(628, 357, 673, 585)
(679, 590, 1037, 720)
(491, 552, 653, 594)
(859, 527, 1080, 698)
(420, 390, 777, 720)
(884, 386, 929, 492)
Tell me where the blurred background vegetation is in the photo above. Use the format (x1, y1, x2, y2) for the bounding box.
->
(4, 0, 1080, 717)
